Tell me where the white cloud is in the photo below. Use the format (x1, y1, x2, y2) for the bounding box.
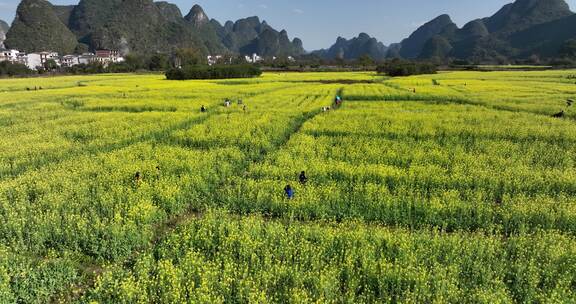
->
(292, 8, 304, 14)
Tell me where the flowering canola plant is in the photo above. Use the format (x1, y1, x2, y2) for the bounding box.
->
(0, 71, 574, 302)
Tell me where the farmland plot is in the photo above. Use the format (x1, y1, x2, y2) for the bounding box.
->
(0, 71, 574, 303)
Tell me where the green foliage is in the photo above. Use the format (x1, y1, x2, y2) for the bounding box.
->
(419, 36, 453, 61)
(42, 59, 59, 71)
(166, 65, 262, 80)
(87, 212, 576, 303)
(65, 62, 106, 74)
(357, 54, 375, 67)
(5, 0, 78, 54)
(174, 48, 204, 67)
(147, 53, 171, 71)
(559, 39, 576, 58)
(0, 248, 79, 303)
(69, 0, 209, 54)
(377, 59, 438, 76)
(123, 54, 146, 71)
(0, 61, 33, 77)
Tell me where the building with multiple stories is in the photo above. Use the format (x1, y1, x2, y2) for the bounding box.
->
(0, 49, 20, 63)
(95, 50, 123, 65)
(61, 55, 80, 67)
(25, 51, 59, 70)
(0, 49, 124, 70)
(245, 53, 263, 63)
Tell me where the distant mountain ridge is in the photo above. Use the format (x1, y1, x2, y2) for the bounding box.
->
(399, 14, 455, 59)
(396, 0, 576, 62)
(4, 0, 304, 57)
(211, 16, 304, 57)
(6, 0, 576, 63)
(313, 33, 388, 61)
(315, 0, 576, 63)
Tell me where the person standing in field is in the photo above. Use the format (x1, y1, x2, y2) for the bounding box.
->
(284, 185, 294, 199)
(334, 95, 342, 107)
(155, 166, 161, 181)
(299, 171, 308, 185)
(134, 172, 142, 187)
(201, 105, 207, 113)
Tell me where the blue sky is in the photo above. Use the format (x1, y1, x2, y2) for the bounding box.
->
(1, 0, 576, 50)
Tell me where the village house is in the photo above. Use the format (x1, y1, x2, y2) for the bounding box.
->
(0, 48, 124, 69)
(16, 53, 28, 65)
(25, 52, 59, 70)
(95, 50, 124, 66)
(207, 55, 223, 66)
(78, 53, 96, 65)
(245, 53, 262, 63)
(60, 55, 80, 68)
(0, 49, 20, 63)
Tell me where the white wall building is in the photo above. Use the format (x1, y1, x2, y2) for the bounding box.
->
(207, 55, 223, 66)
(0, 49, 20, 63)
(78, 53, 96, 65)
(95, 50, 124, 66)
(245, 53, 262, 63)
(25, 53, 42, 70)
(25, 52, 59, 70)
(61, 55, 80, 67)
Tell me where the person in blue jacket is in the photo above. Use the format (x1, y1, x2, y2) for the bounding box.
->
(284, 185, 294, 199)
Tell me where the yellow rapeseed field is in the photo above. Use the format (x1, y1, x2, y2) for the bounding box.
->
(0, 71, 574, 303)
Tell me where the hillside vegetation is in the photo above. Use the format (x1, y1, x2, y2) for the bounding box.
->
(4, 0, 304, 57)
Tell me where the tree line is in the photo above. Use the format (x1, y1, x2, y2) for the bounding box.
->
(165, 65, 262, 80)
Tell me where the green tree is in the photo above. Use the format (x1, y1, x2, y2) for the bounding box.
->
(43, 59, 59, 71)
(357, 54, 374, 68)
(0, 61, 33, 76)
(147, 54, 170, 71)
(174, 48, 204, 68)
(559, 39, 576, 58)
(124, 53, 145, 71)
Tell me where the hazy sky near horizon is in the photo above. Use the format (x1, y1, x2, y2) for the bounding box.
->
(1, 0, 576, 50)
